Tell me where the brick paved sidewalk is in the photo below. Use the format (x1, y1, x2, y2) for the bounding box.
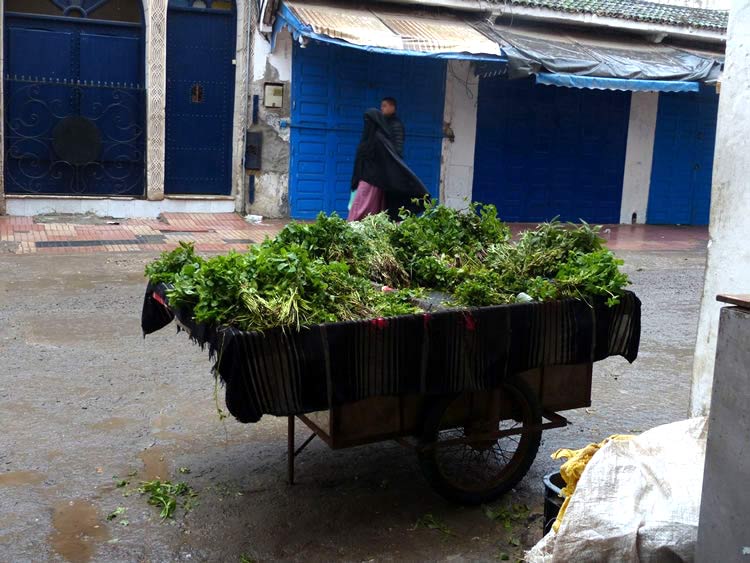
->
(0, 213, 708, 255)
(0, 213, 287, 255)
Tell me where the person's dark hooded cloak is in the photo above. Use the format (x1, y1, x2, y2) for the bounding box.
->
(350, 108, 429, 219)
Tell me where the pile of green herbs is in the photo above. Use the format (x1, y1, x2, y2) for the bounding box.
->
(145, 201, 630, 332)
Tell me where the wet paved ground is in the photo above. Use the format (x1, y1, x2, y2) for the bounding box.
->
(0, 220, 707, 562)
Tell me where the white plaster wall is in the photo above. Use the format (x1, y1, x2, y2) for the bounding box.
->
(6, 196, 235, 218)
(440, 60, 479, 210)
(254, 31, 292, 83)
(690, 0, 750, 417)
(620, 92, 659, 224)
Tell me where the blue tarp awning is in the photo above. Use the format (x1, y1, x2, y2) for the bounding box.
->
(273, 1, 506, 62)
(536, 73, 700, 93)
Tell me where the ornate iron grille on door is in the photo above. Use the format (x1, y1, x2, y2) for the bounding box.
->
(4, 76, 146, 196)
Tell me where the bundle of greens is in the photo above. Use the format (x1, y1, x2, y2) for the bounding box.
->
(145, 203, 630, 332)
(390, 200, 510, 289)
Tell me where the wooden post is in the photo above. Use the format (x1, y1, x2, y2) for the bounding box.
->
(287, 415, 295, 485)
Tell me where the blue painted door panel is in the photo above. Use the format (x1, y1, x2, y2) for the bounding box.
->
(7, 28, 75, 78)
(473, 78, 630, 224)
(4, 15, 145, 196)
(647, 88, 719, 225)
(290, 42, 445, 219)
(80, 33, 140, 83)
(164, 8, 235, 195)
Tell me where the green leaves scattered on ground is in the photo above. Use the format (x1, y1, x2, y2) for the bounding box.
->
(145, 203, 630, 332)
(413, 513, 456, 537)
(106, 507, 127, 521)
(484, 503, 530, 530)
(139, 480, 197, 520)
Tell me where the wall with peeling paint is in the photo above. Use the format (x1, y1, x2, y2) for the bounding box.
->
(247, 30, 293, 218)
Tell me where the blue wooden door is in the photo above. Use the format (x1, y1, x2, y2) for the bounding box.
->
(290, 42, 446, 219)
(165, 2, 236, 195)
(647, 88, 719, 225)
(4, 3, 145, 196)
(473, 78, 630, 224)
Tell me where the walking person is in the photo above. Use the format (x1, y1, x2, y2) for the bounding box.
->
(381, 97, 404, 157)
(347, 108, 428, 222)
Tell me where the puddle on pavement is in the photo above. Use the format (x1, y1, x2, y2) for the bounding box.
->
(49, 499, 109, 563)
(0, 470, 45, 487)
(88, 417, 135, 431)
(139, 446, 171, 481)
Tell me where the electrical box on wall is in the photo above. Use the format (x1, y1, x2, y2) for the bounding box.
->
(245, 132, 262, 170)
(264, 82, 284, 108)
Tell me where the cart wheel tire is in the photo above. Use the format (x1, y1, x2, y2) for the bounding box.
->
(417, 377, 542, 505)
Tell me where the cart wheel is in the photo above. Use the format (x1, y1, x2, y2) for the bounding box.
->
(417, 377, 542, 505)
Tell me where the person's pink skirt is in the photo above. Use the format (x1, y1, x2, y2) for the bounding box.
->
(347, 181, 385, 221)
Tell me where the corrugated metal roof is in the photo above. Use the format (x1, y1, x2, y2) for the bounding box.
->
(285, 3, 403, 49)
(377, 12, 501, 53)
(284, 1, 502, 55)
(497, 0, 728, 31)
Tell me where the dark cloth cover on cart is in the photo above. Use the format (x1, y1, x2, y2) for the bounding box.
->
(142, 284, 641, 424)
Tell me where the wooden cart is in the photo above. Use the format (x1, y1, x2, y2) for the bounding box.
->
(143, 283, 639, 505)
(288, 363, 592, 505)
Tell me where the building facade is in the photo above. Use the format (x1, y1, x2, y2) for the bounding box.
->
(0, 0, 252, 217)
(0, 0, 729, 225)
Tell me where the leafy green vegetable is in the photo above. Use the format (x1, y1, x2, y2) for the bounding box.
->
(145, 241, 204, 285)
(139, 480, 196, 520)
(555, 249, 630, 306)
(392, 199, 510, 288)
(144, 204, 630, 332)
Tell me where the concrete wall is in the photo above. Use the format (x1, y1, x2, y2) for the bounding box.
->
(690, 0, 750, 417)
(696, 304, 750, 561)
(246, 31, 292, 219)
(620, 92, 659, 224)
(440, 60, 479, 210)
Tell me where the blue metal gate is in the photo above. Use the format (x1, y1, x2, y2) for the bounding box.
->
(290, 42, 446, 219)
(4, 2, 145, 196)
(647, 88, 719, 225)
(473, 77, 631, 224)
(164, 1, 236, 195)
